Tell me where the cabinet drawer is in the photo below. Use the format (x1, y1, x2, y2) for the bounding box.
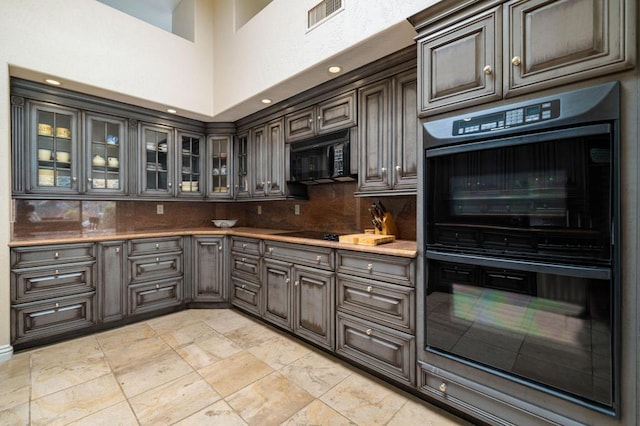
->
(337, 274, 414, 332)
(12, 263, 95, 304)
(11, 293, 95, 345)
(336, 251, 414, 286)
(128, 278, 182, 315)
(230, 277, 261, 316)
(265, 241, 333, 270)
(129, 253, 183, 282)
(230, 237, 261, 255)
(11, 244, 95, 269)
(336, 312, 415, 385)
(230, 252, 260, 282)
(128, 237, 183, 256)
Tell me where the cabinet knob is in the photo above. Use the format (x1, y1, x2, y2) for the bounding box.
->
(155, 243, 160, 249)
(365, 329, 372, 336)
(156, 284, 160, 289)
(241, 284, 246, 289)
(439, 382, 448, 393)
(115, 247, 120, 253)
(72, 176, 77, 182)
(511, 56, 522, 66)
(87, 178, 92, 182)
(366, 286, 372, 293)
(242, 243, 247, 249)
(168, 182, 172, 188)
(219, 245, 223, 251)
(285, 277, 290, 284)
(395, 165, 401, 172)
(483, 65, 493, 75)
(54, 269, 59, 275)
(316, 255, 322, 263)
(155, 257, 160, 262)
(268, 247, 274, 254)
(55, 302, 59, 308)
(54, 252, 59, 259)
(294, 280, 299, 286)
(242, 257, 246, 262)
(367, 263, 373, 272)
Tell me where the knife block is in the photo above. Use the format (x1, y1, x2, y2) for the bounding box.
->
(375, 212, 398, 236)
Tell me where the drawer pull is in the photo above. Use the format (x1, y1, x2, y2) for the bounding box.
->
(242, 257, 246, 262)
(294, 280, 299, 286)
(439, 382, 447, 393)
(285, 277, 290, 284)
(365, 329, 372, 336)
(316, 255, 322, 263)
(54, 252, 59, 259)
(511, 56, 521, 66)
(367, 263, 373, 272)
(55, 302, 59, 308)
(241, 284, 246, 289)
(268, 247, 274, 254)
(366, 286, 372, 293)
(156, 284, 160, 289)
(115, 247, 120, 253)
(155, 243, 160, 249)
(218, 245, 223, 251)
(54, 269, 59, 275)
(242, 243, 247, 249)
(156, 257, 160, 262)
(482, 64, 492, 75)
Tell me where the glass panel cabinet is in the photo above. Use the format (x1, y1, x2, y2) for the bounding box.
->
(178, 133, 204, 197)
(208, 135, 232, 198)
(235, 132, 250, 199)
(86, 114, 126, 195)
(31, 102, 79, 194)
(140, 124, 173, 196)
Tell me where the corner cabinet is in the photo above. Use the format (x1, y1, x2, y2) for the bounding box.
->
(357, 70, 419, 195)
(414, 0, 635, 115)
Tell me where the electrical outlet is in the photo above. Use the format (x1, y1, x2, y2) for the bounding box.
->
(157, 204, 164, 215)
(294, 204, 300, 215)
(257, 205, 262, 215)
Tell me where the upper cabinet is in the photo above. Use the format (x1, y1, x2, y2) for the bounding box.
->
(178, 132, 205, 198)
(252, 117, 285, 198)
(207, 135, 233, 199)
(234, 132, 251, 199)
(357, 70, 419, 195)
(284, 90, 357, 142)
(139, 124, 174, 197)
(413, 0, 635, 115)
(86, 113, 127, 195)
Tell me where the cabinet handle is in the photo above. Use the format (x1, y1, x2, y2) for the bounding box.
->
(511, 56, 521, 66)
(482, 65, 493, 75)
(55, 302, 59, 308)
(155, 243, 160, 249)
(156, 284, 160, 289)
(54, 252, 59, 259)
(365, 329, 372, 336)
(219, 245, 223, 251)
(439, 382, 448, 393)
(242, 243, 247, 249)
(294, 280, 299, 286)
(241, 284, 246, 289)
(168, 182, 172, 188)
(242, 257, 246, 262)
(87, 178, 92, 182)
(155, 257, 160, 262)
(268, 247, 274, 254)
(381, 167, 387, 179)
(366, 286, 372, 293)
(367, 263, 373, 272)
(54, 269, 59, 275)
(285, 277, 290, 284)
(316, 255, 322, 263)
(115, 247, 120, 253)
(72, 176, 77, 182)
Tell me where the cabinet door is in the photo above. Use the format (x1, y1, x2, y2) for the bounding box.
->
(358, 79, 392, 192)
(128, 278, 183, 315)
(235, 132, 251, 198)
(393, 71, 419, 191)
(317, 90, 357, 134)
(417, 6, 501, 114)
(293, 265, 335, 350)
(29, 102, 81, 194)
(178, 132, 204, 198)
(266, 118, 285, 197)
(285, 106, 316, 142)
(192, 236, 226, 302)
(207, 135, 232, 199)
(140, 124, 174, 197)
(262, 258, 292, 330)
(86, 113, 127, 195)
(252, 124, 267, 195)
(98, 241, 126, 323)
(506, 0, 632, 96)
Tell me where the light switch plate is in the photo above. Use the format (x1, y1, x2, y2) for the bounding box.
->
(157, 204, 164, 215)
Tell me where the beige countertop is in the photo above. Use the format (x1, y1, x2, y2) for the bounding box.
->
(10, 226, 417, 258)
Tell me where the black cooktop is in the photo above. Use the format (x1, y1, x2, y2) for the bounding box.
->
(275, 231, 340, 241)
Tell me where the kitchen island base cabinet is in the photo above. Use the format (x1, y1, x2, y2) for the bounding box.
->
(336, 312, 415, 385)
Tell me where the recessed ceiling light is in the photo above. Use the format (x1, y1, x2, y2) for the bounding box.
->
(328, 66, 342, 74)
(261, 98, 272, 104)
(167, 108, 177, 114)
(45, 78, 61, 86)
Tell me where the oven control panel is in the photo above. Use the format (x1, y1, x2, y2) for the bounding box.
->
(452, 99, 560, 136)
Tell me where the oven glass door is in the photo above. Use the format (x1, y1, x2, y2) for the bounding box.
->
(425, 123, 617, 410)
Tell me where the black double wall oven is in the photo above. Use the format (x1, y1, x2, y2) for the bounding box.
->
(422, 82, 620, 415)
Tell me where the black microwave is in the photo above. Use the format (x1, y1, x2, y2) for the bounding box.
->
(289, 129, 355, 184)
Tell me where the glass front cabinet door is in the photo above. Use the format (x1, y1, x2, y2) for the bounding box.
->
(30, 102, 80, 194)
(208, 135, 233, 199)
(140, 124, 173, 196)
(86, 114, 127, 195)
(234, 132, 250, 199)
(178, 132, 204, 197)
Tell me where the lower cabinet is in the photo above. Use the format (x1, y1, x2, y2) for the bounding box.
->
(292, 264, 335, 350)
(230, 237, 262, 315)
(97, 241, 126, 323)
(128, 277, 183, 315)
(191, 235, 226, 302)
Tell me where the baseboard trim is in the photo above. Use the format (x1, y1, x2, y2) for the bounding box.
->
(0, 344, 14, 363)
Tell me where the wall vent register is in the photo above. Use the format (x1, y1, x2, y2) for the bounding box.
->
(308, 0, 343, 29)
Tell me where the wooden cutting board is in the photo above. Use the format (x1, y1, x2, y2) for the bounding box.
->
(339, 233, 395, 246)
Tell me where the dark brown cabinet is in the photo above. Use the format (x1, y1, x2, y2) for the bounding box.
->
(413, 0, 634, 115)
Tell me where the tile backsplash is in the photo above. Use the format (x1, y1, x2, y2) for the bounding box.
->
(12, 183, 416, 240)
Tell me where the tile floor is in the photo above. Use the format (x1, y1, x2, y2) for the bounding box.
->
(0, 309, 472, 426)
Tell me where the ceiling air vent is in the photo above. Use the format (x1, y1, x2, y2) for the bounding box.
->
(308, 0, 343, 29)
